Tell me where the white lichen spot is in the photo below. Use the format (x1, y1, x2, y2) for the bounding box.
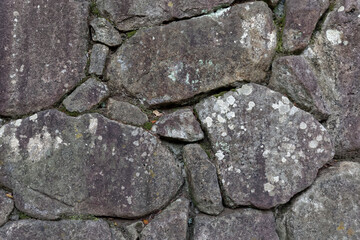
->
(326, 29, 342, 45)
(264, 182, 275, 192)
(300, 122, 307, 130)
(121, 186, 125, 190)
(204, 117, 213, 128)
(282, 96, 290, 104)
(217, 115, 226, 123)
(226, 95, 236, 105)
(228, 124, 235, 130)
(214, 99, 230, 114)
(89, 118, 98, 135)
(131, 129, 139, 136)
(135, 172, 140, 177)
(316, 148, 325, 153)
(98, 136, 103, 141)
(309, 140, 318, 149)
(338, 6, 345, 12)
(133, 141, 139, 146)
(27, 129, 52, 163)
(246, 101, 255, 111)
(126, 196, 132, 205)
(221, 132, 227, 137)
(54, 136, 63, 149)
(215, 150, 225, 161)
(237, 84, 253, 96)
(14, 119, 22, 127)
(281, 157, 287, 163)
(316, 135, 323, 141)
(226, 111, 235, 119)
(207, 7, 230, 19)
(29, 114, 38, 122)
(13, 11, 19, 17)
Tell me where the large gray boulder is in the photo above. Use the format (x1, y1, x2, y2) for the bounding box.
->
(193, 208, 279, 240)
(195, 84, 334, 209)
(0, 220, 112, 240)
(0, 110, 183, 219)
(0, 0, 89, 117)
(107, 2, 276, 107)
(0, 190, 14, 227)
(276, 161, 360, 240)
(95, 0, 234, 31)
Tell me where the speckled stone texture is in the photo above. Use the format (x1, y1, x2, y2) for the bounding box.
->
(0, 190, 14, 227)
(104, 99, 148, 126)
(0, 110, 183, 219)
(90, 18, 123, 47)
(195, 84, 334, 209)
(107, 2, 276, 107)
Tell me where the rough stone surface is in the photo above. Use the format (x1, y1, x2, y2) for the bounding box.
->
(0, 190, 14, 227)
(151, 109, 204, 142)
(123, 221, 144, 240)
(0, 119, 3, 128)
(195, 84, 334, 209)
(90, 18, 123, 47)
(183, 144, 223, 215)
(283, 0, 329, 52)
(0, 1, 89, 117)
(0, 220, 112, 240)
(96, 0, 234, 31)
(89, 44, 109, 76)
(276, 161, 360, 240)
(193, 208, 279, 240)
(302, 0, 360, 158)
(266, 0, 280, 8)
(63, 78, 110, 113)
(111, 228, 126, 240)
(269, 56, 330, 121)
(0, 110, 183, 219)
(105, 99, 148, 126)
(140, 198, 189, 240)
(107, 2, 277, 107)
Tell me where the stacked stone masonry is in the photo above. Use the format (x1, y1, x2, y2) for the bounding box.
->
(0, 0, 359, 239)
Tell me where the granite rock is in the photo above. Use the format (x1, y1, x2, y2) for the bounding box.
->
(89, 44, 109, 76)
(90, 18, 123, 47)
(0, 190, 14, 227)
(105, 99, 148, 126)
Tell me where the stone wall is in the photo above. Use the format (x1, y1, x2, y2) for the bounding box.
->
(0, 0, 359, 239)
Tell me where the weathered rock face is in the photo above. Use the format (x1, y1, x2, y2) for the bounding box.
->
(62, 78, 110, 113)
(276, 161, 360, 240)
(183, 144, 223, 215)
(90, 18, 123, 47)
(105, 99, 148, 126)
(195, 84, 334, 209)
(151, 109, 204, 142)
(96, 0, 234, 31)
(193, 208, 279, 240)
(140, 198, 189, 240)
(0, 220, 112, 240)
(269, 56, 330, 121)
(107, 2, 276, 107)
(0, 190, 14, 227)
(0, 1, 89, 117)
(89, 44, 109, 76)
(282, 0, 329, 52)
(0, 110, 183, 219)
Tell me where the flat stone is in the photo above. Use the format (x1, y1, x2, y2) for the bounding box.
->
(105, 99, 148, 126)
(90, 18, 123, 47)
(0, 110, 183, 219)
(193, 208, 279, 240)
(0, 190, 14, 227)
(269, 56, 330, 121)
(62, 78, 110, 113)
(89, 44, 109, 76)
(107, 2, 276, 107)
(151, 109, 204, 142)
(96, 0, 234, 31)
(276, 161, 360, 239)
(0, 219, 112, 240)
(0, 1, 89, 117)
(302, 0, 360, 158)
(282, 0, 329, 52)
(195, 84, 334, 209)
(140, 198, 189, 240)
(183, 144, 223, 215)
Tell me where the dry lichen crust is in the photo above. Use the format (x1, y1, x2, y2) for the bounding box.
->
(0, 110, 183, 219)
(195, 84, 334, 209)
(107, 2, 276, 107)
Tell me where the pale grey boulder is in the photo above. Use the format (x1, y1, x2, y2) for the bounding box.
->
(193, 208, 279, 240)
(151, 109, 204, 142)
(90, 18, 123, 47)
(89, 44, 109, 76)
(62, 78, 110, 113)
(276, 161, 360, 240)
(195, 84, 334, 209)
(105, 99, 148, 126)
(107, 2, 276, 107)
(0, 0, 89, 116)
(0, 110, 183, 219)
(0, 190, 13, 227)
(183, 144, 223, 215)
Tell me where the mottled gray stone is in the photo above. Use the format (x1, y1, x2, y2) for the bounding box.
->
(0, 1, 89, 117)
(283, 0, 329, 52)
(89, 44, 109, 76)
(162, 141, 184, 162)
(140, 198, 189, 240)
(265, 0, 280, 8)
(107, 2, 276, 107)
(0, 190, 13, 227)
(90, 18, 123, 47)
(0, 220, 112, 240)
(63, 78, 110, 113)
(105, 99, 148, 126)
(302, 0, 360, 159)
(111, 228, 126, 240)
(124, 221, 144, 240)
(269, 56, 330, 121)
(193, 208, 279, 240)
(0, 110, 183, 219)
(183, 144, 223, 215)
(96, 0, 234, 31)
(152, 109, 204, 142)
(276, 161, 360, 240)
(195, 84, 334, 209)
